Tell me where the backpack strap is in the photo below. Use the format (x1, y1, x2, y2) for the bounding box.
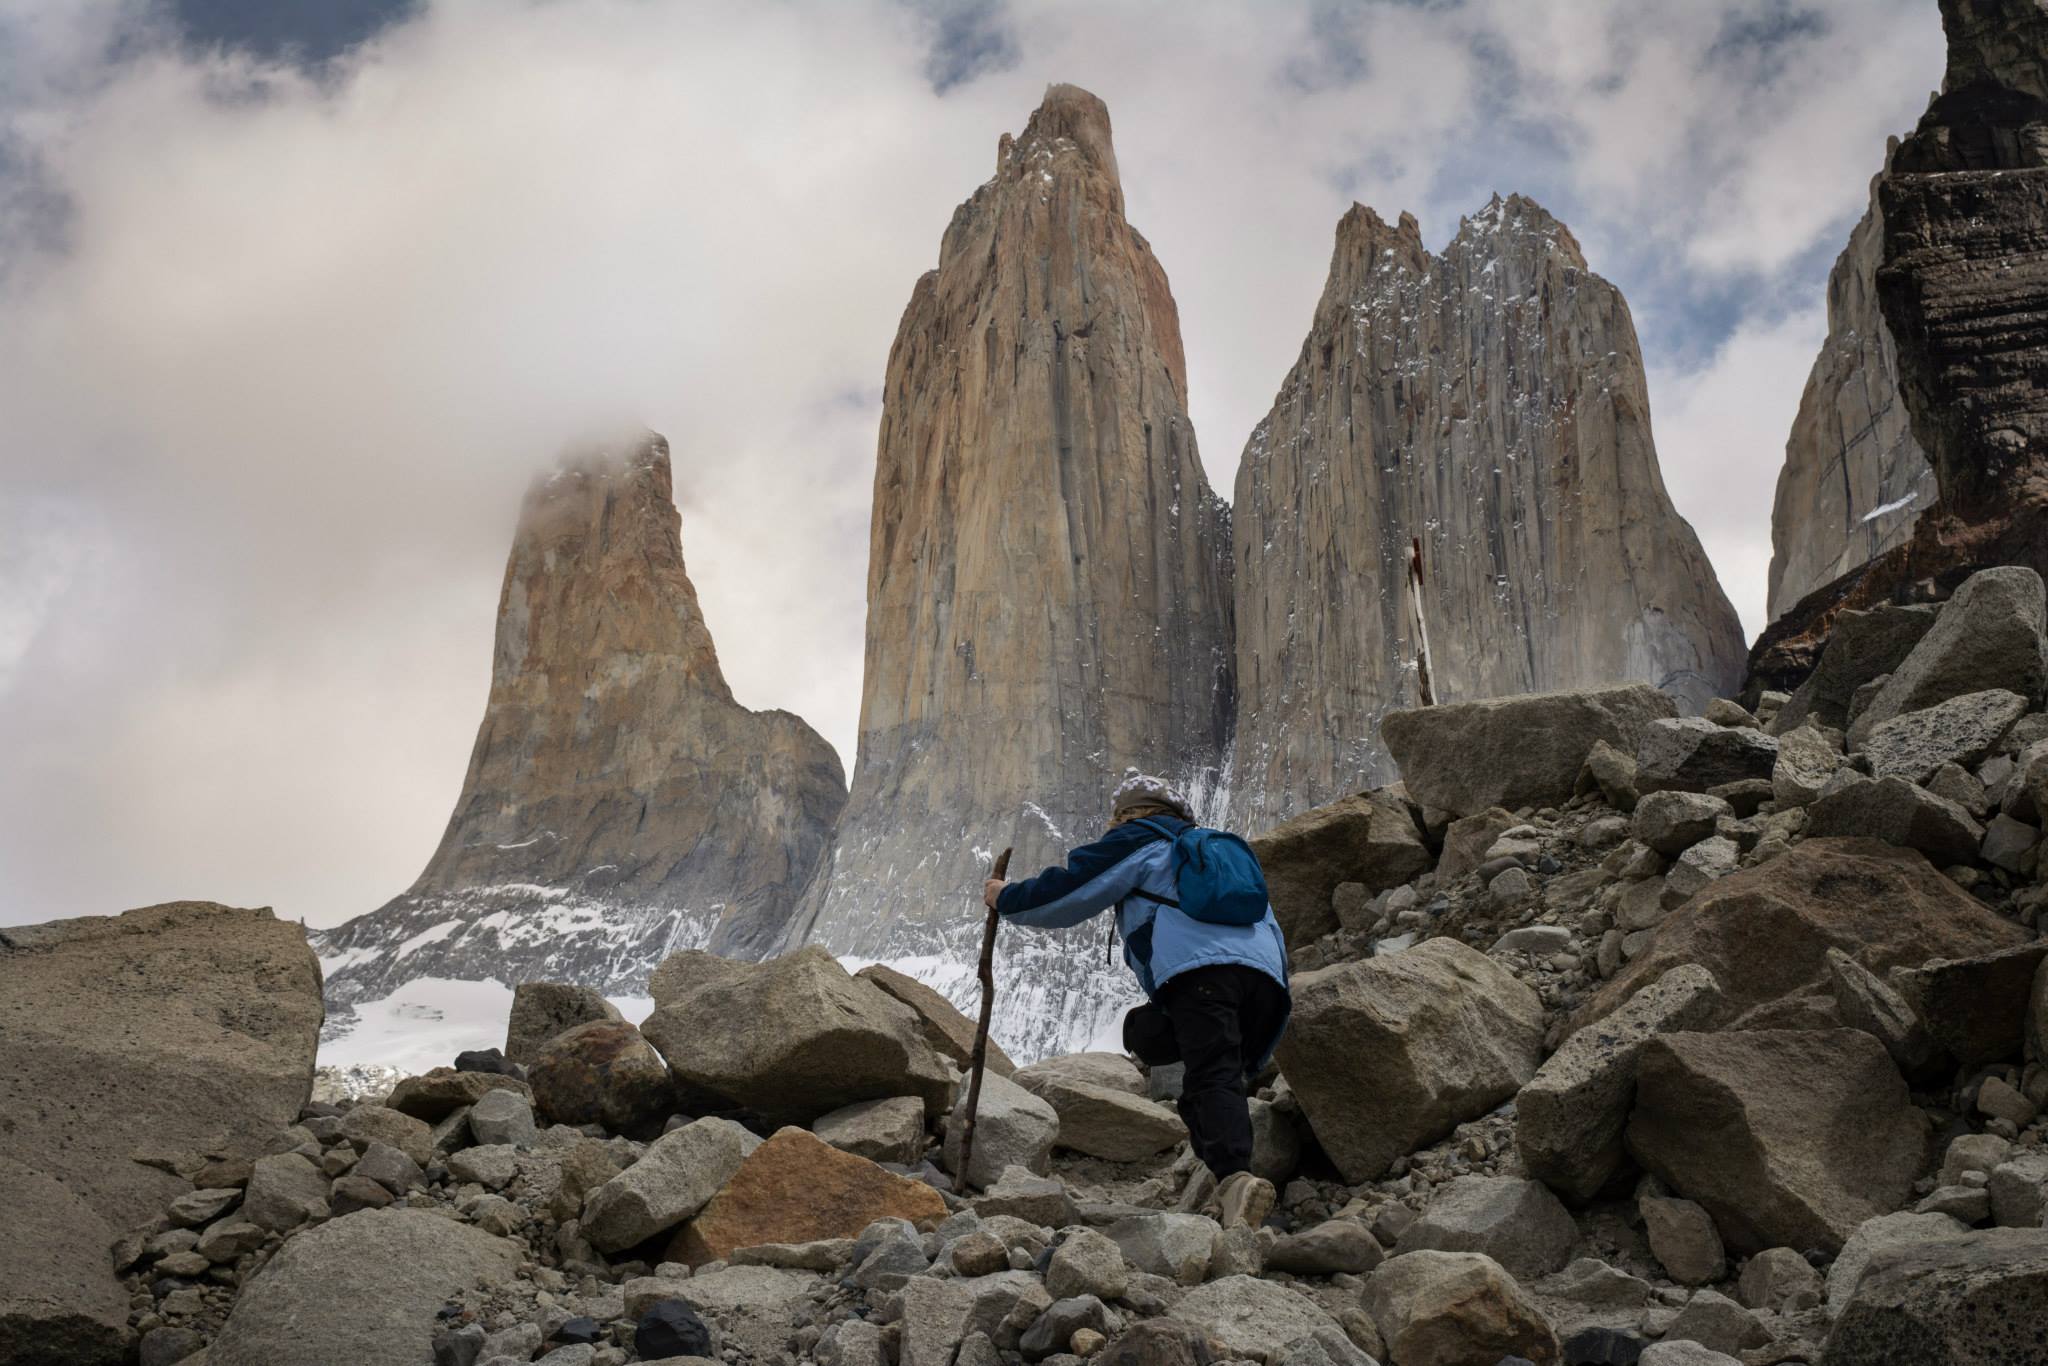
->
(1125, 817, 1183, 908)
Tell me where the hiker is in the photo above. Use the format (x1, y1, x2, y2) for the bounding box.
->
(982, 772, 1291, 1228)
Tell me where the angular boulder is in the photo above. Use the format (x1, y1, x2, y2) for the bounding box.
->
(386, 1066, 531, 1123)
(211, 1208, 520, 1366)
(1892, 941, 2048, 1068)
(1017, 1075, 1187, 1161)
(504, 982, 621, 1066)
(670, 1126, 948, 1266)
(528, 1018, 675, 1139)
(0, 1157, 130, 1366)
(1848, 567, 2048, 747)
(641, 945, 952, 1126)
(1106, 1213, 1224, 1286)
(1805, 775, 1985, 865)
(1276, 938, 1544, 1182)
(1379, 685, 1677, 818)
(580, 1117, 759, 1253)
(1821, 1228, 2048, 1366)
(1166, 1277, 1341, 1361)
(0, 902, 322, 1302)
(1013, 1052, 1147, 1097)
(1772, 602, 1937, 733)
(1577, 838, 2026, 1034)
(1631, 792, 1729, 857)
(1625, 1030, 1930, 1254)
(1825, 1211, 1972, 1318)
(1365, 1250, 1560, 1366)
(1517, 964, 1722, 1201)
(812, 1096, 927, 1165)
(1858, 688, 2029, 784)
(942, 1069, 1058, 1190)
(1250, 790, 1433, 948)
(1393, 1176, 1578, 1280)
(856, 963, 1016, 1077)
(1635, 718, 1778, 794)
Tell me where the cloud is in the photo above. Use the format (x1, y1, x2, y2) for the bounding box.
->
(0, 0, 1944, 927)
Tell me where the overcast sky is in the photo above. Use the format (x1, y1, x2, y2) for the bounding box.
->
(0, 0, 1944, 928)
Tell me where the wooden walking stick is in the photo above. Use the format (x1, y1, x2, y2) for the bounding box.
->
(957, 845, 1011, 1191)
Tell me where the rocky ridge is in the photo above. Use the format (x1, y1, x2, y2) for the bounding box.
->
(1229, 196, 1746, 829)
(314, 434, 847, 1033)
(786, 85, 1235, 1061)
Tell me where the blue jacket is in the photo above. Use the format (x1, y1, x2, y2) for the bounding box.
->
(996, 816, 1291, 1061)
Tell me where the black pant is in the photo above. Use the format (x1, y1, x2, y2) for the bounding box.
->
(1122, 965, 1289, 1180)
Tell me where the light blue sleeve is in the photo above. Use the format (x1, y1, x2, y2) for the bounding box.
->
(1000, 847, 1154, 930)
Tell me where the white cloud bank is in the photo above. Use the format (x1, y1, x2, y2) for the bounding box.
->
(0, 0, 1942, 927)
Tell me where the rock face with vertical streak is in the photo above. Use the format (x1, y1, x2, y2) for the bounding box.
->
(314, 434, 847, 1023)
(1230, 197, 1746, 826)
(788, 85, 1235, 1063)
(1766, 157, 1935, 622)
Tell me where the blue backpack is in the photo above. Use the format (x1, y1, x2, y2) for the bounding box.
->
(1132, 818, 1270, 926)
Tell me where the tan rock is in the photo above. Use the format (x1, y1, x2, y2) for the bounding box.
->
(1249, 790, 1432, 948)
(1365, 1249, 1560, 1366)
(857, 963, 1014, 1077)
(791, 85, 1235, 1064)
(669, 1127, 947, 1267)
(386, 1067, 531, 1124)
(1231, 195, 1745, 826)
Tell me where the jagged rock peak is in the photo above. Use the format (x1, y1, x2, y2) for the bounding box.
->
(792, 84, 1234, 1062)
(1229, 194, 1747, 829)
(312, 432, 846, 1021)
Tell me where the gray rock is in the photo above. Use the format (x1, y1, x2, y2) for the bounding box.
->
(1394, 1176, 1577, 1280)
(1638, 1340, 1741, 1366)
(1636, 718, 1778, 794)
(1019, 1294, 1109, 1362)
(1166, 1276, 1340, 1362)
(943, 1070, 1059, 1190)
(1626, 1029, 1930, 1254)
(1493, 925, 1574, 956)
(959, 1270, 1053, 1351)
(1849, 567, 2048, 747)
(1250, 789, 1434, 948)
(1664, 836, 1740, 903)
(445, 1143, 518, 1191)
(811, 1095, 925, 1166)
(1980, 812, 2040, 873)
(1988, 1152, 2048, 1229)
(1823, 948, 1939, 1080)
(857, 962, 1018, 1078)
(139, 1325, 208, 1366)
(1021, 1075, 1187, 1161)
(195, 1219, 267, 1264)
(1916, 1186, 1993, 1223)
(1266, 1219, 1385, 1276)
(1517, 963, 1722, 1201)
(166, 1187, 243, 1228)
(339, 1105, 435, 1168)
(212, 1208, 520, 1366)
(1381, 685, 1678, 818)
(1276, 938, 1544, 1182)
(0, 1157, 131, 1366)
(1579, 739, 1643, 812)
(1736, 1246, 1823, 1313)
(1249, 1097, 1302, 1186)
(580, 1117, 759, 1253)
(353, 1140, 423, 1195)
(1826, 1211, 1971, 1317)
(2031, 951, 2048, 1067)
(1771, 726, 1844, 806)
(1012, 1053, 1146, 1097)
(1859, 689, 2030, 784)
(1805, 774, 1985, 865)
(1821, 1227, 2048, 1366)
(1045, 1229, 1128, 1302)
(1632, 792, 1731, 857)
(1271, 1326, 1381, 1366)
(468, 1088, 539, 1148)
(971, 1167, 1075, 1227)
(1106, 1214, 1222, 1286)
(1365, 1250, 1559, 1366)
(1774, 605, 1934, 735)
(899, 1277, 976, 1366)
(641, 946, 953, 1127)
(1642, 1195, 1725, 1286)
(1663, 1289, 1766, 1356)
(243, 1152, 329, 1232)
(1893, 941, 2048, 1068)
(668, 1265, 822, 1363)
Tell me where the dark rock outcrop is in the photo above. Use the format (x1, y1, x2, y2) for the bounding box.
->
(315, 434, 847, 1020)
(1229, 196, 1745, 828)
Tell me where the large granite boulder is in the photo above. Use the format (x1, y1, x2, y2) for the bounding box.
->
(0, 902, 322, 1361)
(669, 1127, 948, 1266)
(504, 982, 622, 1066)
(1577, 838, 2026, 1033)
(1517, 964, 1722, 1201)
(1365, 1250, 1560, 1366)
(1165, 1277, 1341, 1361)
(1249, 790, 1432, 948)
(1626, 1030, 1930, 1254)
(580, 1116, 759, 1253)
(856, 963, 1016, 1077)
(0, 1157, 130, 1366)
(1821, 1228, 2048, 1366)
(1016, 1074, 1187, 1161)
(1393, 1176, 1579, 1280)
(1805, 775, 1986, 865)
(1379, 686, 1677, 818)
(1826, 1211, 1973, 1318)
(528, 1018, 675, 1139)
(1773, 604, 1937, 733)
(211, 1209, 521, 1366)
(1276, 938, 1544, 1182)
(1849, 567, 2047, 747)
(1858, 688, 2029, 783)
(1634, 718, 1779, 794)
(942, 1069, 1059, 1190)
(1892, 941, 2048, 1068)
(641, 945, 953, 1126)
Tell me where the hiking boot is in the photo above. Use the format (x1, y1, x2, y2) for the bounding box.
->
(1214, 1171, 1275, 1229)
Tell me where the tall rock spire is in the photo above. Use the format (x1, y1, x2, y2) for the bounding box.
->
(1230, 196, 1747, 828)
(791, 86, 1235, 1061)
(315, 433, 846, 1022)
(1766, 154, 1934, 622)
